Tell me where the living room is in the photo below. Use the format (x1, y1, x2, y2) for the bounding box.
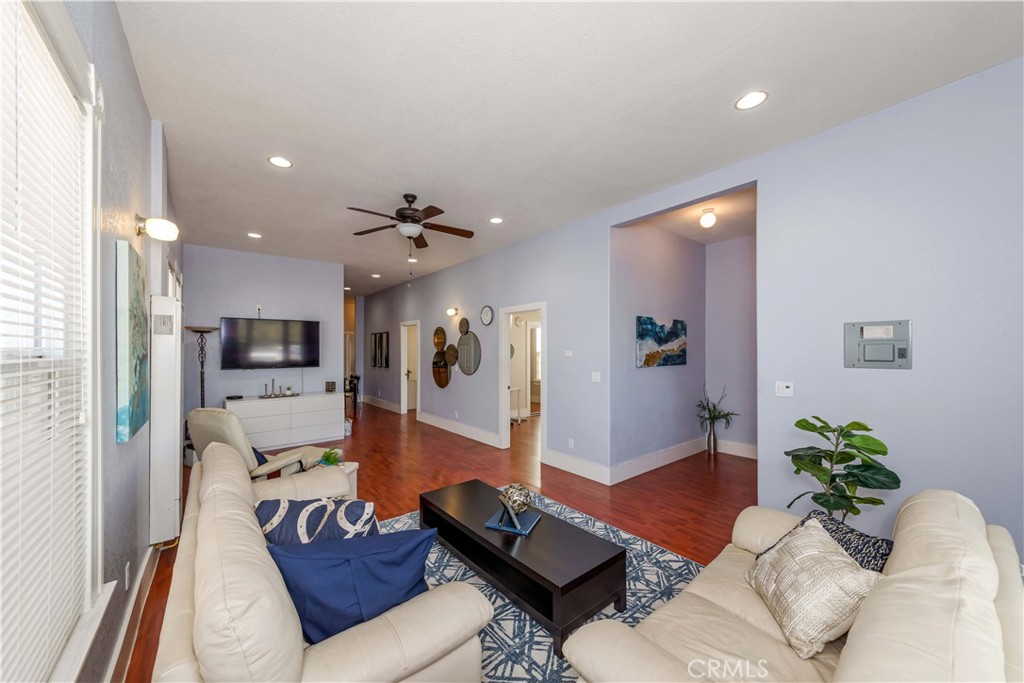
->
(2, 2, 1021, 682)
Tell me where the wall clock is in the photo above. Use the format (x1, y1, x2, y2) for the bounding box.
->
(480, 305, 494, 326)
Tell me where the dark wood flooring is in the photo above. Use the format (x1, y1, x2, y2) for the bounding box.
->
(127, 403, 756, 680)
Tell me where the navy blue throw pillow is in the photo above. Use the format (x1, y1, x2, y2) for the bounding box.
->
(255, 498, 379, 545)
(268, 529, 436, 644)
(803, 510, 893, 572)
(757, 510, 893, 572)
(252, 446, 268, 466)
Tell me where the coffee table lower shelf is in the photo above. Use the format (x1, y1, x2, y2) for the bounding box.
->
(420, 493, 626, 657)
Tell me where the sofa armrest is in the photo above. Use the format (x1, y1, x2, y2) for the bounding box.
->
(253, 465, 351, 501)
(563, 620, 691, 682)
(301, 582, 493, 682)
(730, 506, 802, 555)
(250, 450, 305, 479)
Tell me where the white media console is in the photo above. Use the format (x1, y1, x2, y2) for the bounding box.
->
(225, 392, 345, 449)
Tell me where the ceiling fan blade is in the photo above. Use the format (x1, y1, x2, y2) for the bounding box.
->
(413, 205, 444, 222)
(423, 222, 474, 239)
(413, 233, 429, 249)
(348, 207, 401, 221)
(353, 224, 395, 236)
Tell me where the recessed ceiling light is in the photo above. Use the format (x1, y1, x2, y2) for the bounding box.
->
(408, 257, 418, 263)
(735, 91, 768, 111)
(247, 232, 262, 239)
(489, 217, 503, 224)
(267, 156, 293, 168)
(344, 286, 351, 291)
(371, 273, 381, 278)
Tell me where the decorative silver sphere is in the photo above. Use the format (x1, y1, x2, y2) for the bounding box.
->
(501, 483, 532, 514)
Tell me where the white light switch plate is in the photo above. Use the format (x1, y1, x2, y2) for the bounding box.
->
(591, 372, 601, 383)
(775, 381, 794, 398)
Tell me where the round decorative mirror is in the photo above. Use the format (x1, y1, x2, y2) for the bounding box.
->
(432, 350, 450, 388)
(433, 326, 446, 351)
(445, 343, 459, 367)
(458, 317, 470, 336)
(457, 331, 481, 375)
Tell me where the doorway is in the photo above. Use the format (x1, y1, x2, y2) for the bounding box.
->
(399, 320, 420, 415)
(498, 303, 546, 465)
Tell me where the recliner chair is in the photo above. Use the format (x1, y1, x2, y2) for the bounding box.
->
(187, 408, 358, 495)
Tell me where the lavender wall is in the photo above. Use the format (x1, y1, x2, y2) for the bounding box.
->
(66, 1, 172, 677)
(609, 225, 706, 467)
(705, 235, 757, 447)
(606, 58, 1023, 546)
(181, 245, 345, 413)
(363, 217, 611, 470)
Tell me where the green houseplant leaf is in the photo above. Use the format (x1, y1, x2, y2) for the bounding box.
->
(784, 417, 900, 521)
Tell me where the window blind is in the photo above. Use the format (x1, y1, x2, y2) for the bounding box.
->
(0, 2, 90, 680)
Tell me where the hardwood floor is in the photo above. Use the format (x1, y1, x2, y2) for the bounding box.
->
(127, 404, 756, 679)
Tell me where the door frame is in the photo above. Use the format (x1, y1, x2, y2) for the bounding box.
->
(498, 302, 547, 450)
(399, 320, 420, 415)
(527, 319, 541, 415)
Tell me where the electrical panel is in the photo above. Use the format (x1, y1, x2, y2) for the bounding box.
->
(844, 320, 912, 369)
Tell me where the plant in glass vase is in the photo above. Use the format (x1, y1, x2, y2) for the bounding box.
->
(696, 385, 738, 456)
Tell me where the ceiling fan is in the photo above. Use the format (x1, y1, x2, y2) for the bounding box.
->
(348, 193, 474, 249)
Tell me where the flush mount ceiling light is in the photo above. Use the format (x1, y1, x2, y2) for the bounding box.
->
(135, 214, 179, 241)
(446, 307, 458, 316)
(699, 208, 717, 229)
(489, 217, 504, 224)
(735, 91, 768, 110)
(371, 273, 381, 278)
(267, 156, 293, 168)
(247, 232, 262, 239)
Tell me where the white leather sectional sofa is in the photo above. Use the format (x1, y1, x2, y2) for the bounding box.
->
(153, 442, 494, 682)
(565, 489, 1023, 682)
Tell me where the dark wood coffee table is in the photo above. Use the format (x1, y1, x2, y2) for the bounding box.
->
(419, 479, 626, 656)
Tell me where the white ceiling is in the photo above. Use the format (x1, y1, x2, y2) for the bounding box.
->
(116, 2, 1023, 296)
(620, 183, 757, 245)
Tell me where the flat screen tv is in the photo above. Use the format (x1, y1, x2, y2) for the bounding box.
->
(220, 317, 320, 369)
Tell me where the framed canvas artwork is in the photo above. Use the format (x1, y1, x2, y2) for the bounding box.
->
(636, 316, 687, 368)
(116, 240, 150, 442)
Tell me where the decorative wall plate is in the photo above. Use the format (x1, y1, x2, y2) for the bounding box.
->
(480, 305, 494, 326)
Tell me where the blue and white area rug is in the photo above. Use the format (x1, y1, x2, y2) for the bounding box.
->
(381, 493, 703, 683)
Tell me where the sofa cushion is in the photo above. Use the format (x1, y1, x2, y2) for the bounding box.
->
(635, 591, 838, 682)
(748, 519, 880, 659)
(256, 497, 379, 545)
(269, 529, 435, 644)
(193, 450, 304, 681)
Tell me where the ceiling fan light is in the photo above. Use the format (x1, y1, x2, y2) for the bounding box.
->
(699, 209, 717, 229)
(397, 222, 423, 238)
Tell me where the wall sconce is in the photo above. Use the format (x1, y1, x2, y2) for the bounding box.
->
(446, 307, 458, 317)
(136, 214, 179, 241)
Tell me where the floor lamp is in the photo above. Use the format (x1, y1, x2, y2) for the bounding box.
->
(185, 325, 218, 407)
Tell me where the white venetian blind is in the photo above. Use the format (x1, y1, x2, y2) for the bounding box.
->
(0, 1, 90, 681)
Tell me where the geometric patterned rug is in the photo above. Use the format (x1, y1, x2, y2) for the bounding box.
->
(381, 492, 704, 682)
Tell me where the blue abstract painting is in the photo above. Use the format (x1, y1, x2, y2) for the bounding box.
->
(636, 316, 687, 367)
(116, 240, 150, 443)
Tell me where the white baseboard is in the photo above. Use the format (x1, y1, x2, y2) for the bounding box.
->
(718, 439, 757, 459)
(362, 395, 400, 413)
(417, 411, 501, 448)
(106, 545, 158, 683)
(610, 437, 705, 484)
(542, 447, 612, 485)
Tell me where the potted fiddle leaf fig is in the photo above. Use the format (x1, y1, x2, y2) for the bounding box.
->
(785, 416, 901, 520)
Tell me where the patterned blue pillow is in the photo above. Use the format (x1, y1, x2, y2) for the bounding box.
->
(803, 510, 893, 572)
(255, 497, 379, 545)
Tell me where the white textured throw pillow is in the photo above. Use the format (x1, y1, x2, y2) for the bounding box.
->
(747, 518, 881, 659)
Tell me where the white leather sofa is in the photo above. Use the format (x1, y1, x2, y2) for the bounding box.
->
(153, 442, 494, 682)
(564, 489, 1023, 682)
